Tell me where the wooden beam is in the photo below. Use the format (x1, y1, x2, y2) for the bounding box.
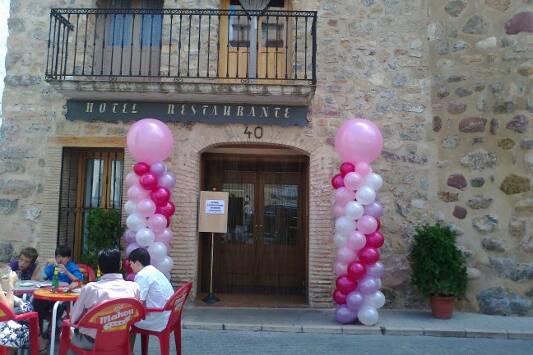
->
(52, 136, 126, 148)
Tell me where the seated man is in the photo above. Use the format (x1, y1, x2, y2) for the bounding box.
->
(9, 247, 42, 281)
(128, 248, 174, 332)
(69, 248, 140, 350)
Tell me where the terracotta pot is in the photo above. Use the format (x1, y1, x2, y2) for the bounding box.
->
(429, 296, 455, 319)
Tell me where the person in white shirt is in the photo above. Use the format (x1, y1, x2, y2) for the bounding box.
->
(128, 248, 174, 332)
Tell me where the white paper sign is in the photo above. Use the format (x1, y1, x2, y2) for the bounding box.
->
(205, 200, 225, 214)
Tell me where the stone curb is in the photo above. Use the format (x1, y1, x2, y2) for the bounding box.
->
(182, 321, 533, 340)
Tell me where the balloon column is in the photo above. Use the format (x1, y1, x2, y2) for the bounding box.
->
(331, 118, 385, 326)
(123, 118, 176, 279)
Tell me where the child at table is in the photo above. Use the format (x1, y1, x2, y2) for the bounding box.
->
(9, 247, 42, 281)
(33, 246, 83, 350)
(0, 264, 34, 354)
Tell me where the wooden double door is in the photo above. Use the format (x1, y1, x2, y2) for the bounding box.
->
(201, 155, 307, 297)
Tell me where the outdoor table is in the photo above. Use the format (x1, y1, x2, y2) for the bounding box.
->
(13, 281, 68, 297)
(33, 287, 81, 355)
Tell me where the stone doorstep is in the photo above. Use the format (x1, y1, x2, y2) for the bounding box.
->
(182, 321, 533, 340)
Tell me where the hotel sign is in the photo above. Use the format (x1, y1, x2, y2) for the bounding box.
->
(66, 100, 308, 127)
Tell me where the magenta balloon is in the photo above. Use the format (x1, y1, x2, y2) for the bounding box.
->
(331, 174, 345, 189)
(150, 187, 171, 207)
(335, 119, 383, 164)
(357, 215, 378, 234)
(336, 275, 357, 294)
(127, 119, 174, 164)
(335, 305, 357, 324)
(133, 162, 150, 176)
(347, 261, 366, 282)
(156, 201, 175, 218)
(344, 172, 364, 191)
(364, 202, 384, 218)
(159, 173, 176, 190)
(365, 231, 384, 249)
(358, 247, 380, 266)
(150, 162, 167, 176)
(333, 289, 347, 305)
(140, 173, 159, 191)
(346, 291, 364, 312)
(339, 162, 355, 177)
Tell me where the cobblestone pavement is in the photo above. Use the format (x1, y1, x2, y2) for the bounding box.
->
(134, 329, 533, 355)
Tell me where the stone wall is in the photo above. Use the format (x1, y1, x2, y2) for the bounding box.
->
(0, 0, 531, 314)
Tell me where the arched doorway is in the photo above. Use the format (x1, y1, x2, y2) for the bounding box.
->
(199, 144, 309, 306)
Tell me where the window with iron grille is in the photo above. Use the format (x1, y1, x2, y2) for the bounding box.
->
(57, 148, 124, 261)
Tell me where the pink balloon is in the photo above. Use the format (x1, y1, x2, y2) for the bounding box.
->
(344, 172, 364, 191)
(331, 174, 345, 189)
(339, 162, 355, 177)
(150, 162, 167, 176)
(140, 173, 159, 191)
(337, 247, 356, 265)
(150, 187, 171, 206)
(335, 119, 383, 164)
(156, 201, 176, 218)
(332, 204, 345, 218)
(127, 184, 149, 203)
(335, 187, 356, 207)
(126, 172, 139, 187)
(333, 289, 347, 305)
(367, 261, 385, 278)
(365, 231, 384, 249)
(358, 247, 380, 266)
(136, 198, 156, 217)
(126, 272, 136, 281)
(127, 119, 174, 164)
(355, 162, 372, 177)
(357, 215, 378, 234)
(346, 231, 366, 251)
(155, 228, 173, 245)
(123, 230, 136, 243)
(147, 214, 168, 234)
(364, 202, 384, 218)
(133, 162, 150, 176)
(336, 275, 357, 294)
(159, 173, 176, 190)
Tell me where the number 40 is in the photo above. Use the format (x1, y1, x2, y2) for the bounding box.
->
(244, 126, 263, 139)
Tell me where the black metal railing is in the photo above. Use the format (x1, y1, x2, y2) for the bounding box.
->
(46, 8, 317, 84)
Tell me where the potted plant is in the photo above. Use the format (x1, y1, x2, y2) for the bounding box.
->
(409, 223, 467, 319)
(79, 208, 122, 271)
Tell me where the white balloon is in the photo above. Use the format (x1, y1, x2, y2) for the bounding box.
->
(364, 291, 386, 309)
(355, 186, 376, 205)
(367, 262, 385, 278)
(334, 262, 348, 276)
(136, 228, 155, 247)
(364, 173, 383, 191)
(334, 234, 348, 248)
(345, 201, 364, 220)
(124, 200, 137, 215)
(126, 213, 146, 232)
(148, 241, 168, 262)
(126, 172, 139, 187)
(357, 306, 379, 326)
(335, 216, 356, 236)
(155, 256, 174, 273)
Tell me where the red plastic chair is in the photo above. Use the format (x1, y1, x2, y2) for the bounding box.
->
(77, 263, 97, 283)
(58, 298, 145, 355)
(132, 282, 193, 355)
(0, 301, 40, 355)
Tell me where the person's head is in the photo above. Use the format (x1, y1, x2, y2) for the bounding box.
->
(98, 248, 121, 275)
(127, 248, 151, 274)
(18, 247, 38, 271)
(54, 246, 72, 265)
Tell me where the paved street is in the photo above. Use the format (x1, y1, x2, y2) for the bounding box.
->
(135, 329, 533, 355)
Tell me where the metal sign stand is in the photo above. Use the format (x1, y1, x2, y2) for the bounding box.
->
(202, 231, 220, 304)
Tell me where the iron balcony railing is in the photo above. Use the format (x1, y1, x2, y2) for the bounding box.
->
(46, 8, 317, 84)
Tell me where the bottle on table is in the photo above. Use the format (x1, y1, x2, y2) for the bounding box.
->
(96, 268, 101, 281)
(51, 265, 59, 292)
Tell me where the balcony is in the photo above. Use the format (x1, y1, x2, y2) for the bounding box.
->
(45, 8, 317, 105)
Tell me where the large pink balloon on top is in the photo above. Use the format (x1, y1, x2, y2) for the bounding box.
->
(335, 119, 383, 164)
(127, 119, 174, 164)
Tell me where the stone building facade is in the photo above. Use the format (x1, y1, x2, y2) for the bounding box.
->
(0, 0, 531, 314)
